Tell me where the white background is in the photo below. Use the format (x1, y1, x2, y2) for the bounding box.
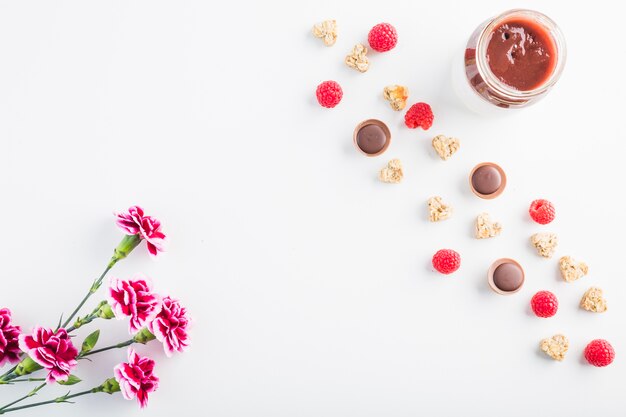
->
(1, 0, 625, 416)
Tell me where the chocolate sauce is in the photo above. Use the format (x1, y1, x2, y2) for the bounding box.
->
(463, 10, 565, 109)
(486, 18, 557, 91)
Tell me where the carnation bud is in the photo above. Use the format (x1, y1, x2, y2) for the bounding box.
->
(133, 328, 156, 344)
(97, 301, 115, 319)
(58, 374, 82, 386)
(14, 356, 43, 377)
(80, 330, 100, 355)
(109, 234, 142, 267)
(100, 377, 121, 394)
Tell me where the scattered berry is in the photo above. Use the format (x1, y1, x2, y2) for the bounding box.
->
(529, 199, 556, 225)
(315, 80, 343, 108)
(584, 339, 615, 367)
(432, 249, 461, 274)
(530, 291, 558, 318)
(367, 23, 398, 52)
(404, 102, 434, 130)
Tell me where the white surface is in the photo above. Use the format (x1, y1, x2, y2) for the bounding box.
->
(1, 0, 625, 416)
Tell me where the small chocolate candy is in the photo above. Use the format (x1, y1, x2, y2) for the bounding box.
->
(469, 162, 506, 199)
(488, 258, 525, 294)
(353, 119, 391, 156)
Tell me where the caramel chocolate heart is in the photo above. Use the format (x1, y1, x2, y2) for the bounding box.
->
(559, 256, 589, 282)
(580, 287, 607, 313)
(475, 213, 502, 239)
(379, 159, 403, 184)
(540, 334, 569, 361)
(428, 196, 452, 222)
(432, 135, 460, 161)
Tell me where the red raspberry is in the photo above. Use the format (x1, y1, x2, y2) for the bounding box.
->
(368, 23, 398, 52)
(584, 339, 615, 367)
(529, 199, 556, 225)
(432, 249, 461, 274)
(316, 80, 343, 108)
(530, 291, 558, 318)
(404, 102, 434, 130)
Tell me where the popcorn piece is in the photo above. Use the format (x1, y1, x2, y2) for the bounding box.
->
(540, 334, 569, 361)
(428, 196, 452, 222)
(530, 233, 558, 258)
(475, 213, 502, 239)
(431, 135, 460, 161)
(312, 20, 337, 46)
(379, 159, 403, 183)
(580, 287, 607, 313)
(345, 44, 369, 73)
(559, 256, 589, 283)
(383, 85, 409, 111)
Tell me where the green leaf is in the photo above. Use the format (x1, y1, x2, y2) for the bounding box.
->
(58, 375, 82, 386)
(81, 330, 100, 354)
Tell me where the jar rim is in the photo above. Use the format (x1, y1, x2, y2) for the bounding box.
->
(475, 9, 567, 101)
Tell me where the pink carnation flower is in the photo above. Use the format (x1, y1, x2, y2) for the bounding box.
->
(0, 308, 22, 366)
(115, 206, 166, 257)
(148, 296, 190, 357)
(109, 276, 162, 334)
(18, 327, 78, 383)
(114, 348, 159, 408)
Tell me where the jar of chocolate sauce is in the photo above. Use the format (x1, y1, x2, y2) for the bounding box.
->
(453, 9, 566, 112)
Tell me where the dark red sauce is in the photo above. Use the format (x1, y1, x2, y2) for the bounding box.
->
(486, 18, 557, 91)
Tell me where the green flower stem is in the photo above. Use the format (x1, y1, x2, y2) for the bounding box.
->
(0, 235, 142, 412)
(0, 354, 46, 385)
(3, 378, 46, 383)
(60, 265, 112, 330)
(60, 234, 141, 330)
(80, 339, 135, 358)
(66, 314, 98, 333)
(0, 328, 152, 384)
(0, 335, 132, 411)
(0, 383, 45, 413)
(0, 365, 19, 384)
(0, 378, 120, 415)
(0, 357, 43, 384)
(79, 328, 156, 358)
(67, 301, 114, 333)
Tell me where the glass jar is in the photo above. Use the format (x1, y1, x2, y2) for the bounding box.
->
(455, 9, 566, 112)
